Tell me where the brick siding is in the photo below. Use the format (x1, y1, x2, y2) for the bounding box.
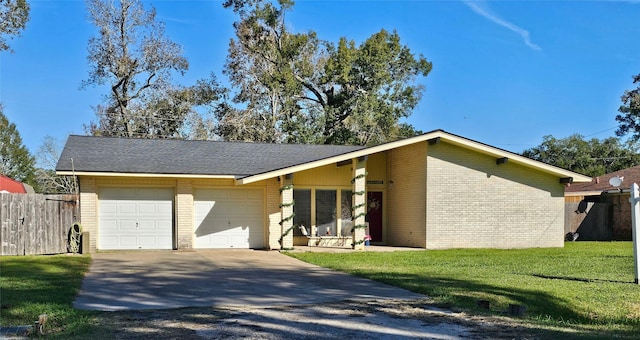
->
(426, 142, 565, 249)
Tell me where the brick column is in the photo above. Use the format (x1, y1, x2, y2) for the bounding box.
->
(79, 177, 97, 252)
(279, 174, 294, 249)
(352, 158, 367, 250)
(176, 179, 193, 249)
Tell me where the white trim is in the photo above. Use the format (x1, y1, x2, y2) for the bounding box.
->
(564, 191, 603, 197)
(237, 131, 592, 185)
(57, 171, 237, 179)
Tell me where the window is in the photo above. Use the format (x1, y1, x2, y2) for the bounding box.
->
(316, 190, 336, 236)
(292, 188, 352, 237)
(340, 190, 353, 236)
(293, 189, 311, 236)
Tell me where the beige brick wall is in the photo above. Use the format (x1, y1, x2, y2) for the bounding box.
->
(79, 177, 97, 252)
(266, 178, 282, 250)
(387, 142, 427, 247)
(176, 179, 193, 249)
(78, 176, 275, 251)
(425, 142, 565, 249)
(352, 159, 367, 250)
(279, 176, 294, 249)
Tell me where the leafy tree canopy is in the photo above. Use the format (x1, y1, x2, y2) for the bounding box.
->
(615, 73, 640, 141)
(219, 0, 431, 145)
(83, 0, 223, 139)
(0, 0, 30, 52)
(0, 105, 37, 187)
(522, 134, 640, 177)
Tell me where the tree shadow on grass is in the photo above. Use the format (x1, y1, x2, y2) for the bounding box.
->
(360, 271, 640, 339)
(0, 256, 90, 327)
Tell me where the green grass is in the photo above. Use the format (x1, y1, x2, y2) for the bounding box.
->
(287, 242, 640, 337)
(4, 243, 640, 338)
(0, 254, 96, 336)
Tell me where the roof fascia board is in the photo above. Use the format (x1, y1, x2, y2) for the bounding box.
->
(236, 132, 442, 185)
(237, 130, 591, 185)
(56, 171, 237, 179)
(564, 191, 604, 197)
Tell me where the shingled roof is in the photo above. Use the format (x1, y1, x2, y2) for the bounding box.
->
(565, 164, 640, 194)
(55, 135, 364, 178)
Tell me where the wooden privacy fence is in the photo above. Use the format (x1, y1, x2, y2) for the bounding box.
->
(565, 201, 612, 241)
(0, 193, 79, 255)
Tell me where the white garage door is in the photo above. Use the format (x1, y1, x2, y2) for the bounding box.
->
(194, 188, 264, 248)
(99, 187, 174, 250)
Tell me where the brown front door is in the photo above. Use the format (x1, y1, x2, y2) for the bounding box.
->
(367, 192, 383, 242)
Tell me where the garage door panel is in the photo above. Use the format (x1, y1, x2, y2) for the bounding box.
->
(138, 236, 171, 248)
(99, 188, 174, 250)
(194, 188, 264, 249)
(100, 236, 118, 249)
(101, 202, 118, 214)
(100, 219, 118, 233)
(119, 202, 137, 214)
(119, 219, 139, 231)
(118, 236, 138, 248)
(229, 190, 252, 200)
(138, 203, 157, 214)
(137, 220, 159, 231)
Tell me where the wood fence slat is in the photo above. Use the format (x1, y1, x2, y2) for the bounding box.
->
(14, 194, 25, 255)
(0, 193, 8, 255)
(0, 193, 79, 256)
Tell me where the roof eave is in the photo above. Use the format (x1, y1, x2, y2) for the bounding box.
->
(235, 132, 440, 185)
(237, 130, 592, 185)
(56, 171, 238, 180)
(564, 190, 603, 197)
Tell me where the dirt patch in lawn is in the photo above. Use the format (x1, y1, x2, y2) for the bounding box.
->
(76, 299, 579, 339)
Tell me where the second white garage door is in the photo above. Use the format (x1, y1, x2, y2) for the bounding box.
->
(194, 188, 264, 248)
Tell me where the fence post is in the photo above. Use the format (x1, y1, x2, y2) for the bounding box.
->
(630, 183, 640, 284)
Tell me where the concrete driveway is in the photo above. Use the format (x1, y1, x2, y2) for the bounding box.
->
(74, 250, 425, 311)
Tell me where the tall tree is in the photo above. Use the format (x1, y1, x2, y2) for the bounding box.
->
(522, 134, 640, 177)
(0, 0, 30, 52)
(615, 73, 640, 141)
(83, 0, 222, 139)
(0, 105, 37, 186)
(220, 0, 431, 145)
(34, 136, 78, 194)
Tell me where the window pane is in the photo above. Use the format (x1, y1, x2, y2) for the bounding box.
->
(340, 190, 353, 236)
(293, 189, 311, 236)
(316, 190, 336, 236)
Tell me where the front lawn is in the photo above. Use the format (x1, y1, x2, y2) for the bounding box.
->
(287, 242, 640, 336)
(0, 254, 95, 336)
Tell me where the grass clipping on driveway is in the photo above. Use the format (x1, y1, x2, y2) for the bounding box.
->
(0, 254, 92, 335)
(287, 242, 640, 334)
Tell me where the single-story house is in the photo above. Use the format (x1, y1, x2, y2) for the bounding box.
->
(55, 130, 591, 252)
(565, 165, 640, 240)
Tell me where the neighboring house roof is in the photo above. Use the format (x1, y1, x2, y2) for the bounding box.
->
(0, 174, 27, 193)
(55, 135, 364, 178)
(56, 130, 592, 185)
(565, 164, 640, 196)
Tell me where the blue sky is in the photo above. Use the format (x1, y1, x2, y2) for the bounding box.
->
(1, 0, 639, 157)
